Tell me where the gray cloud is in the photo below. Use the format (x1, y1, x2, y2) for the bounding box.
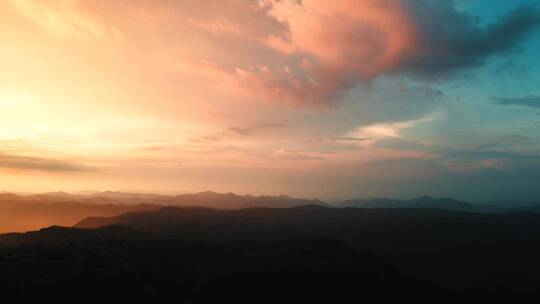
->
(473, 134, 536, 150)
(443, 149, 540, 161)
(492, 95, 540, 108)
(403, 2, 540, 76)
(254, 1, 540, 104)
(0, 153, 89, 172)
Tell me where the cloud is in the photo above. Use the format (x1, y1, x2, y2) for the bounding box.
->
(229, 123, 285, 136)
(347, 114, 437, 146)
(190, 132, 230, 143)
(8, 0, 120, 39)
(314, 136, 372, 143)
(473, 134, 536, 150)
(248, 0, 540, 104)
(12, 0, 538, 106)
(492, 95, 540, 108)
(443, 150, 540, 162)
(271, 149, 324, 161)
(400, 2, 540, 75)
(190, 123, 286, 143)
(187, 17, 243, 37)
(0, 153, 89, 172)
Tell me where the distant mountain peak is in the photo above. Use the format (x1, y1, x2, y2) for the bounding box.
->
(338, 196, 495, 213)
(416, 195, 436, 201)
(292, 204, 329, 210)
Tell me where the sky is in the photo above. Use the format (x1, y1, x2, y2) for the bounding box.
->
(1, 0, 540, 202)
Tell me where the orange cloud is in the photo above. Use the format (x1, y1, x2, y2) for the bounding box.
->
(227, 0, 420, 104)
(187, 17, 243, 37)
(248, 0, 540, 104)
(8, 0, 120, 39)
(264, 0, 419, 76)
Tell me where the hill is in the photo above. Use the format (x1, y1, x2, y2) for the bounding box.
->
(338, 196, 504, 213)
(0, 193, 160, 233)
(0, 227, 501, 303)
(70, 205, 540, 301)
(0, 191, 327, 233)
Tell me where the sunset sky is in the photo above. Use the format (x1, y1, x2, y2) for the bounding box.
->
(1, 0, 540, 201)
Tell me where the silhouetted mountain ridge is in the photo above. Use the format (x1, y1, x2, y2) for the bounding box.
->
(0, 191, 327, 233)
(3, 190, 540, 235)
(338, 195, 503, 213)
(67, 205, 540, 300)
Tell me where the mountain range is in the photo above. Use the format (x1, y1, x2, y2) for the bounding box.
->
(3, 191, 540, 234)
(3, 205, 540, 302)
(0, 191, 325, 233)
(1, 230, 501, 303)
(338, 195, 505, 212)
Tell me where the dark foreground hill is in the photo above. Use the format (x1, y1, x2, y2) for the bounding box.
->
(0, 228, 501, 304)
(71, 206, 540, 302)
(3, 206, 540, 302)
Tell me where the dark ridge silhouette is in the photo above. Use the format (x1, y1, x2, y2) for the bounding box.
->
(3, 192, 540, 302)
(0, 191, 326, 233)
(160, 191, 329, 209)
(0, 228, 504, 303)
(4, 190, 540, 233)
(67, 206, 540, 302)
(338, 196, 504, 213)
(35, 190, 329, 208)
(0, 225, 153, 247)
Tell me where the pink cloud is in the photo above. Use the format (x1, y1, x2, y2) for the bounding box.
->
(173, 0, 423, 105)
(233, 0, 419, 104)
(187, 17, 243, 37)
(14, 0, 536, 108)
(263, 0, 419, 75)
(239, 0, 540, 105)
